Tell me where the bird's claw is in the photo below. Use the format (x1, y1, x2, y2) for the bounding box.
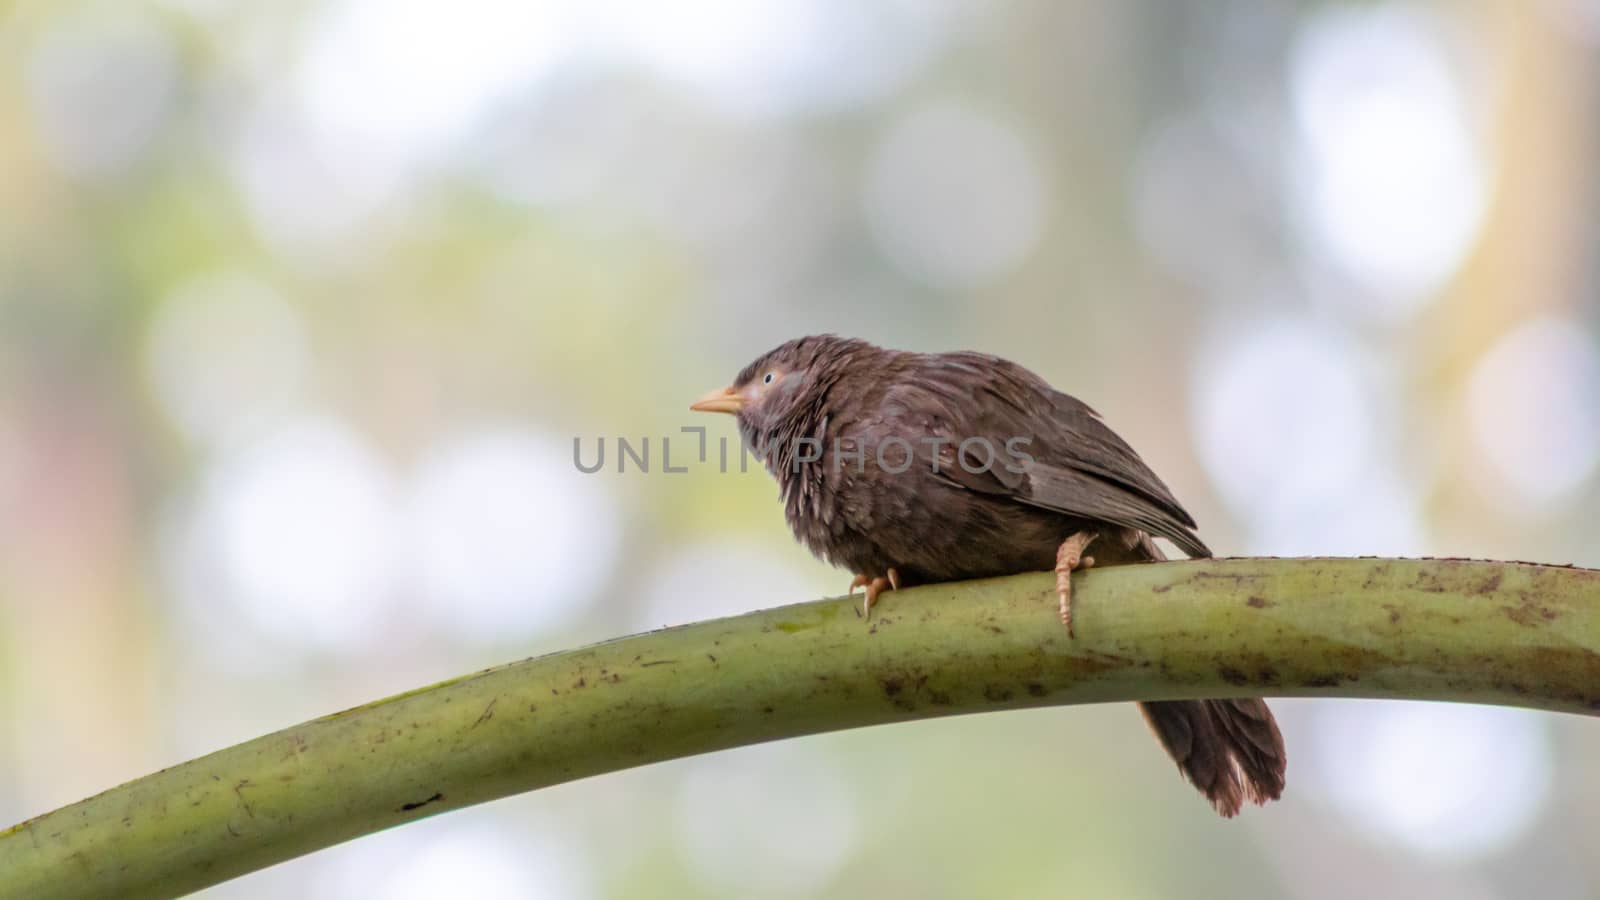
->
(848, 568, 901, 618)
(1055, 532, 1098, 638)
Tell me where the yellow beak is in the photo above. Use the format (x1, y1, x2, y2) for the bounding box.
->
(690, 385, 744, 414)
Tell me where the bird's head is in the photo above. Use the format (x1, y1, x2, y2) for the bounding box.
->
(690, 334, 869, 432)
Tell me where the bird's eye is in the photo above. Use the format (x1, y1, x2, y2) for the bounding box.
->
(763, 372, 776, 385)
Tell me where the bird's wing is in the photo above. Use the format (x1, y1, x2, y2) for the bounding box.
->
(875, 352, 1211, 559)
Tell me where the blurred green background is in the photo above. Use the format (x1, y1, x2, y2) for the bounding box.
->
(3, 1, 1599, 897)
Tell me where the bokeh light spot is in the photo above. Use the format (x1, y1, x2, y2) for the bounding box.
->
(1244, 468, 1426, 558)
(186, 417, 398, 654)
(605, 0, 943, 117)
(677, 744, 858, 897)
(1307, 701, 1552, 860)
(864, 101, 1047, 289)
(296, 0, 562, 160)
(1467, 316, 1600, 511)
(319, 818, 593, 900)
(1192, 318, 1375, 520)
(637, 539, 826, 629)
(25, 10, 177, 178)
(405, 428, 621, 642)
(1290, 5, 1487, 314)
(145, 270, 308, 449)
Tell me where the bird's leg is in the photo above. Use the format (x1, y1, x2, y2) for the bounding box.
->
(848, 567, 902, 618)
(865, 567, 902, 618)
(1055, 532, 1098, 637)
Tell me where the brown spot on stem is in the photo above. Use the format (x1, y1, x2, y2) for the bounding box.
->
(470, 698, 497, 729)
(984, 684, 1015, 703)
(1502, 600, 1559, 627)
(399, 793, 443, 812)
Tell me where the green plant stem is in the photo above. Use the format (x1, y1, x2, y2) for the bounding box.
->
(4, 557, 1599, 899)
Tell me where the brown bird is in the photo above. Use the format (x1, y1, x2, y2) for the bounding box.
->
(690, 334, 1285, 817)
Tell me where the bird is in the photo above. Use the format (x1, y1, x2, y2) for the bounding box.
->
(689, 334, 1285, 817)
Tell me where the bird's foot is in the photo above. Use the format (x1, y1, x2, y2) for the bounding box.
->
(1055, 532, 1098, 637)
(848, 568, 901, 618)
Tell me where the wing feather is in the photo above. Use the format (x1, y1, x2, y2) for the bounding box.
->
(881, 352, 1211, 558)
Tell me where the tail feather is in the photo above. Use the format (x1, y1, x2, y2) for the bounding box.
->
(1138, 698, 1286, 817)
(1127, 535, 1286, 815)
